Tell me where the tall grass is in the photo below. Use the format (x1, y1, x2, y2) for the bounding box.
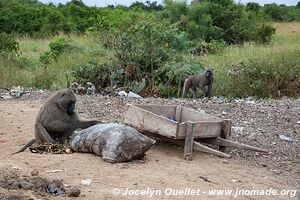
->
(0, 34, 107, 89)
(200, 22, 300, 98)
(0, 23, 299, 98)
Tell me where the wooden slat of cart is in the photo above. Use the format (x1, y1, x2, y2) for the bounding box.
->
(124, 105, 178, 138)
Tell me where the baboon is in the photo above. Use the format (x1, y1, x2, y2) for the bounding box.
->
(182, 69, 214, 99)
(13, 89, 99, 154)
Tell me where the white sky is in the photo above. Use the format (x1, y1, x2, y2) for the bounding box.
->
(38, 0, 299, 7)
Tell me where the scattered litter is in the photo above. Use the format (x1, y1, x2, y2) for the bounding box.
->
(296, 121, 300, 125)
(245, 100, 255, 104)
(221, 111, 227, 115)
(277, 134, 296, 142)
(117, 90, 128, 97)
(46, 169, 63, 173)
(9, 86, 24, 97)
(199, 176, 212, 183)
(232, 126, 245, 135)
(128, 91, 142, 99)
(86, 82, 95, 95)
(0, 94, 13, 100)
(81, 179, 92, 186)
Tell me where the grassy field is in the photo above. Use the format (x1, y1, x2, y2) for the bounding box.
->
(200, 22, 300, 97)
(1, 22, 299, 98)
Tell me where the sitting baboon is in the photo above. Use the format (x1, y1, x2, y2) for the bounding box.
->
(13, 89, 99, 154)
(182, 69, 214, 99)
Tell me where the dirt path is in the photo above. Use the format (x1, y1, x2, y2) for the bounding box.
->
(0, 96, 299, 200)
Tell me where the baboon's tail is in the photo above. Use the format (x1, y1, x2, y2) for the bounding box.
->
(182, 79, 188, 98)
(12, 139, 36, 155)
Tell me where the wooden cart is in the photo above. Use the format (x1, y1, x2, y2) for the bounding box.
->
(124, 104, 267, 160)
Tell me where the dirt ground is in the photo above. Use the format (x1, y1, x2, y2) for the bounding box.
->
(0, 92, 299, 200)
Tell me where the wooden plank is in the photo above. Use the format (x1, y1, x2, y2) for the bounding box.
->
(177, 121, 221, 139)
(219, 119, 232, 152)
(201, 138, 268, 153)
(180, 107, 220, 122)
(193, 141, 231, 158)
(124, 105, 178, 138)
(136, 104, 176, 117)
(175, 105, 182, 122)
(184, 122, 195, 160)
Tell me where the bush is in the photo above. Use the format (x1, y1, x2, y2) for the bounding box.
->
(72, 60, 114, 90)
(253, 24, 276, 44)
(40, 38, 69, 64)
(0, 32, 19, 55)
(191, 39, 227, 55)
(226, 50, 300, 98)
(155, 56, 204, 97)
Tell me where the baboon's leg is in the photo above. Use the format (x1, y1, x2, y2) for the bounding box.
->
(207, 83, 212, 98)
(199, 85, 208, 97)
(182, 79, 189, 98)
(35, 122, 55, 144)
(191, 86, 198, 99)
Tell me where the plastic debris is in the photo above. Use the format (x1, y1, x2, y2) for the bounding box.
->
(81, 179, 92, 186)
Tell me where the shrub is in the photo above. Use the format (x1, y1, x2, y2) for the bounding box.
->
(191, 39, 227, 55)
(253, 24, 276, 44)
(40, 38, 69, 64)
(0, 32, 19, 55)
(155, 56, 204, 97)
(71, 60, 114, 90)
(226, 50, 300, 98)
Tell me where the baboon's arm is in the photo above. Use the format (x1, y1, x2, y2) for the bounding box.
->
(45, 120, 99, 133)
(44, 121, 77, 133)
(76, 120, 99, 129)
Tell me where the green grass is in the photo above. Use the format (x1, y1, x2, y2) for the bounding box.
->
(1, 23, 299, 97)
(198, 22, 300, 97)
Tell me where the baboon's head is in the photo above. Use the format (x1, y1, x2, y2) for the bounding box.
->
(57, 89, 77, 115)
(205, 69, 214, 78)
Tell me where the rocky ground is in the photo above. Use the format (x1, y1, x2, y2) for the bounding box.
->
(0, 90, 299, 199)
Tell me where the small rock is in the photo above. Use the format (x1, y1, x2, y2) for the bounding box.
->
(46, 179, 65, 196)
(31, 169, 39, 176)
(67, 187, 81, 197)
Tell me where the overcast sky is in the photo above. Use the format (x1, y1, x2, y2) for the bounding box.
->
(38, 0, 299, 7)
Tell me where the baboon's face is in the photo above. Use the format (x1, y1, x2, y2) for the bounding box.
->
(58, 89, 77, 115)
(205, 69, 213, 78)
(67, 100, 76, 115)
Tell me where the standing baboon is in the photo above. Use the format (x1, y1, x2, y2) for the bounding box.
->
(13, 89, 99, 154)
(182, 69, 214, 99)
